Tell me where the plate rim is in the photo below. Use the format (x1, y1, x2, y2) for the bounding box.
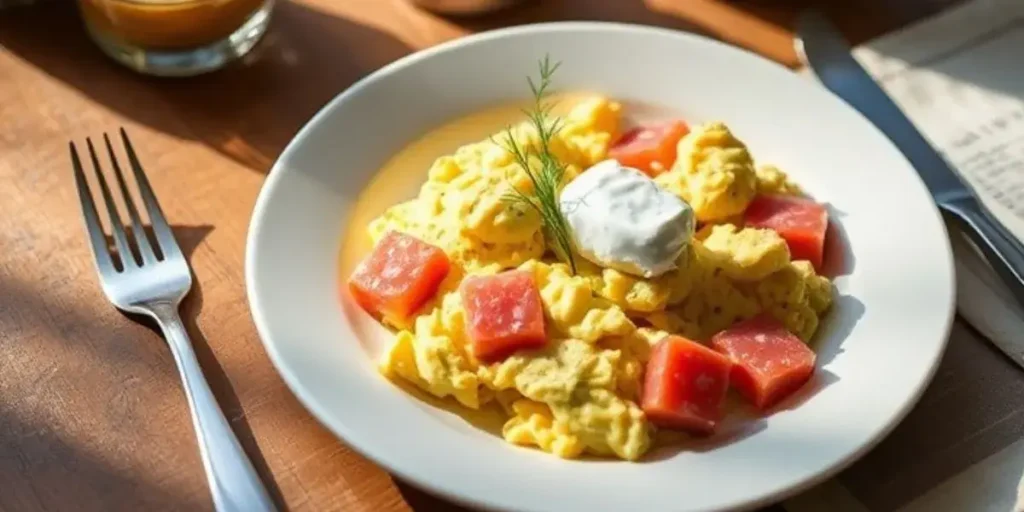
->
(245, 20, 957, 511)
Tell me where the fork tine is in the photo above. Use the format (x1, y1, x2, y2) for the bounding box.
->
(120, 128, 181, 259)
(87, 138, 137, 268)
(71, 142, 117, 274)
(104, 133, 158, 265)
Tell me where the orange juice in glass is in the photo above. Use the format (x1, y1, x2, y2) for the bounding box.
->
(77, 0, 273, 76)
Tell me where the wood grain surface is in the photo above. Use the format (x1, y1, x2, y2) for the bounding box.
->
(0, 0, 962, 511)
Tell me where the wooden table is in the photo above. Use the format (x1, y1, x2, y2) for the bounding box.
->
(0, 1, 965, 510)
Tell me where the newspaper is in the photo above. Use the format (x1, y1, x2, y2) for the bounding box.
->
(851, 0, 1024, 239)
(845, 0, 1024, 354)
(791, 0, 1024, 510)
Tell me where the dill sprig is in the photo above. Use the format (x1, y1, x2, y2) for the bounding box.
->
(496, 56, 577, 273)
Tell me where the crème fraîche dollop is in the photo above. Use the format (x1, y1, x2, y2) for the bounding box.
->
(559, 159, 695, 279)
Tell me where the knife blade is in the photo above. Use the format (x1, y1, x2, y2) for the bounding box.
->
(795, 9, 1024, 317)
(795, 10, 966, 201)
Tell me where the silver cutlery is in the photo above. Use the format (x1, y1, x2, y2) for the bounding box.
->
(795, 9, 1024, 312)
(71, 129, 276, 512)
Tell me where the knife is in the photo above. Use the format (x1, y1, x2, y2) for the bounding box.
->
(795, 9, 1024, 313)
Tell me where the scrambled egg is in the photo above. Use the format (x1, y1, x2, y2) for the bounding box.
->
(700, 224, 790, 281)
(371, 97, 833, 461)
(742, 260, 834, 342)
(480, 337, 650, 460)
(655, 122, 758, 222)
(756, 164, 803, 195)
(503, 399, 584, 458)
(519, 260, 635, 343)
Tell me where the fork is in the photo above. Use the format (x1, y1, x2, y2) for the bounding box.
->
(71, 129, 276, 512)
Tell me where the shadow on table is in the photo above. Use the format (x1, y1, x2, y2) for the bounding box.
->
(445, 0, 706, 33)
(0, 1, 412, 175)
(0, 408, 208, 511)
(0, 224, 225, 511)
(395, 479, 471, 512)
(644, 0, 962, 67)
(837, 320, 1024, 510)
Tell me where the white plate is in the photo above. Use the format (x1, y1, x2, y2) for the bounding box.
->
(246, 22, 955, 512)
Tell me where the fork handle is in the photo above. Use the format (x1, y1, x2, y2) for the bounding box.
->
(942, 195, 1024, 310)
(149, 302, 277, 512)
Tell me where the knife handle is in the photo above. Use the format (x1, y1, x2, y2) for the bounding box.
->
(942, 196, 1024, 309)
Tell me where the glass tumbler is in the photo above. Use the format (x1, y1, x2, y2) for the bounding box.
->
(77, 0, 273, 76)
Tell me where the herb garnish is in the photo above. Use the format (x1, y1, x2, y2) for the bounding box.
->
(497, 56, 577, 273)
